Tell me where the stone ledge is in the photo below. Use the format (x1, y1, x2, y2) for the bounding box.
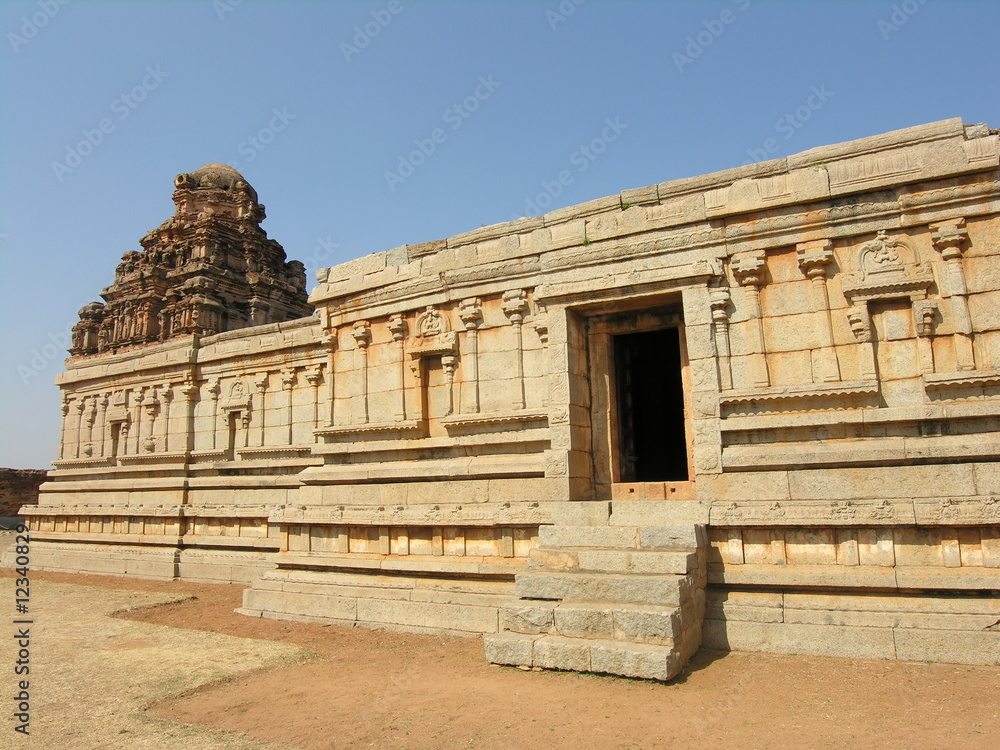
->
(275, 551, 525, 577)
(922, 369, 1000, 390)
(718, 379, 878, 407)
(708, 562, 1000, 591)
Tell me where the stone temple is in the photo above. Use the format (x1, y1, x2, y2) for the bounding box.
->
(16, 118, 1000, 679)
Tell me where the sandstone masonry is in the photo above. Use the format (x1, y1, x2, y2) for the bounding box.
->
(12, 119, 1000, 679)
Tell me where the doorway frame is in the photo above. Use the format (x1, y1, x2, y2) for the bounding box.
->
(586, 303, 695, 501)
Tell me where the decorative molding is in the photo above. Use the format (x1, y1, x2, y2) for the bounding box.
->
(719, 379, 879, 407)
(314, 420, 422, 437)
(440, 410, 549, 431)
(922, 369, 1000, 390)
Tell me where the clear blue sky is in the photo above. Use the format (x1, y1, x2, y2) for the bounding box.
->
(2, 0, 998, 469)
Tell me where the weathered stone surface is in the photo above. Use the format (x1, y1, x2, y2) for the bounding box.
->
(24, 119, 1000, 679)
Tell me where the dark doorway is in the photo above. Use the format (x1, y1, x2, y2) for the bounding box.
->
(613, 327, 688, 482)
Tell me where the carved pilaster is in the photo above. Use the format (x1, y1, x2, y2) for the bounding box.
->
(305, 368, 323, 433)
(388, 314, 408, 421)
(846, 306, 878, 380)
(254, 375, 268, 447)
(140, 387, 159, 453)
(502, 289, 529, 410)
(281, 370, 296, 444)
(352, 321, 371, 424)
(913, 300, 940, 374)
(321, 333, 337, 426)
(732, 251, 770, 388)
(797, 239, 841, 383)
(59, 395, 70, 460)
(207, 378, 221, 449)
(98, 392, 110, 458)
(179, 382, 199, 453)
(442, 354, 458, 417)
(73, 398, 86, 459)
(459, 298, 482, 414)
(709, 288, 732, 390)
(931, 218, 975, 370)
(159, 385, 174, 452)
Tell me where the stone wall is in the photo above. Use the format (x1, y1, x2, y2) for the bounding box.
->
(0, 469, 46, 517)
(16, 117, 1000, 674)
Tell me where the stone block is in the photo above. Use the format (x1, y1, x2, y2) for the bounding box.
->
(516, 571, 686, 606)
(612, 604, 682, 644)
(893, 628, 1000, 665)
(538, 525, 638, 548)
(637, 525, 706, 550)
(702, 619, 896, 659)
(533, 635, 592, 672)
(589, 640, 681, 681)
(501, 602, 555, 634)
(610, 502, 710, 528)
(484, 632, 537, 667)
(553, 603, 614, 639)
(575, 549, 697, 575)
(356, 598, 499, 634)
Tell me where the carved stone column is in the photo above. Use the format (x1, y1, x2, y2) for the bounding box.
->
(321, 333, 337, 426)
(352, 321, 371, 424)
(797, 239, 841, 383)
(502, 289, 529, 410)
(305, 368, 322, 432)
(179, 382, 199, 453)
(847, 306, 878, 380)
(442, 354, 458, 417)
(709, 288, 733, 390)
(254, 375, 268, 446)
(281, 371, 296, 444)
(140, 388, 159, 453)
(913, 300, 940, 374)
(459, 298, 482, 414)
(73, 398, 86, 458)
(388, 314, 408, 421)
(82, 396, 97, 457)
(159, 385, 174, 452)
(59, 395, 69, 460)
(207, 378, 221, 449)
(98, 392, 110, 458)
(931, 218, 975, 370)
(732, 252, 771, 388)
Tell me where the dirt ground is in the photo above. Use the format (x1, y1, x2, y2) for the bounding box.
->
(1, 558, 998, 749)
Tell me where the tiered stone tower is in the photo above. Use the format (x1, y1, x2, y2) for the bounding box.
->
(70, 164, 312, 356)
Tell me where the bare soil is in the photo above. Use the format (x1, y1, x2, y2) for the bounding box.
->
(3, 565, 997, 750)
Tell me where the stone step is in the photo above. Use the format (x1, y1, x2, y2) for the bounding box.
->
(484, 632, 685, 681)
(515, 570, 692, 606)
(501, 599, 683, 646)
(537, 525, 639, 549)
(528, 546, 697, 574)
(537, 524, 704, 551)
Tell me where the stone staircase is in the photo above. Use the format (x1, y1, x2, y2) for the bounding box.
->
(484, 522, 707, 681)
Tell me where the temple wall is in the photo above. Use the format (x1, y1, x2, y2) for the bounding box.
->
(16, 118, 1000, 660)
